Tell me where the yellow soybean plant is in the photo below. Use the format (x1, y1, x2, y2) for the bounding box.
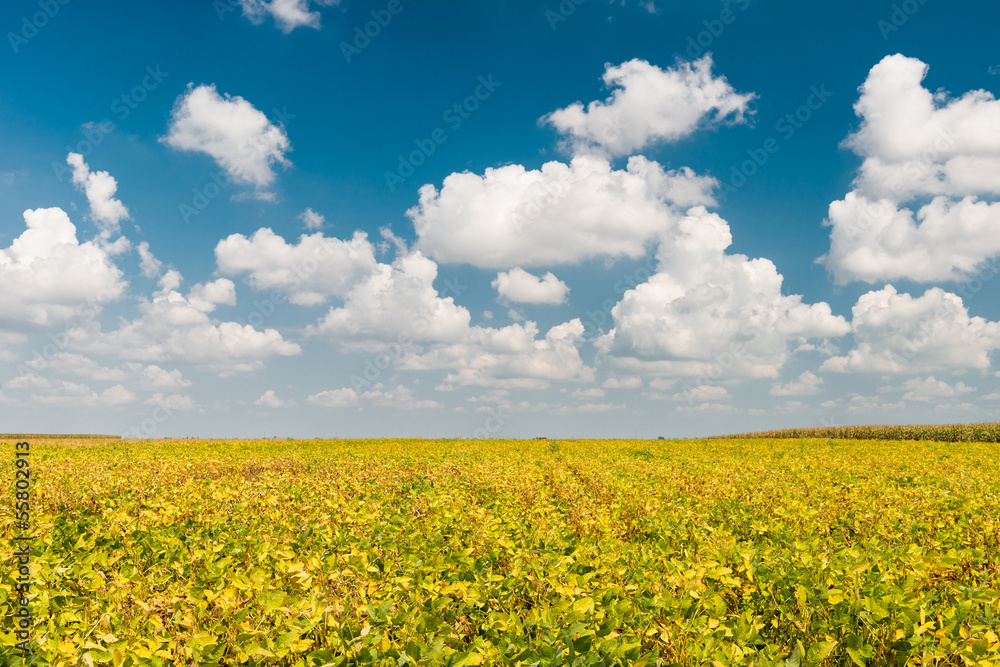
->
(1, 437, 999, 666)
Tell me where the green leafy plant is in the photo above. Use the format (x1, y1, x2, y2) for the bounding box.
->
(1, 436, 998, 666)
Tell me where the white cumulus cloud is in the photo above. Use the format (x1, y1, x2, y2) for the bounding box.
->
(824, 193, 1000, 283)
(216, 228, 379, 306)
(256, 389, 292, 407)
(901, 376, 975, 402)
(229, 229, 593, 389)
(672, 385, 730, 402)
(22, 353, 191, 390)
(299, 208, 325, 230)
(820, 285, 1000, 374)
(306, 387, 359, 408)
(770, 370, 823, 397)
(67, 153, 130, 235)
(823, 54, 1000, 283)
(492, 268, 569, 304)
(409, 155, 716, 268)
(306, 384, 439, 409)
(239, 0, 339, 33)
(0, 208, 126, 329)
(4, 376, 136, 407)
(541, 56, 755, 157)
(65, 271, 299, 376)
(307, 250, 472, 348)
(405, 319, 593, 390)
(137, 241, 163, 278)
(603, 377, 642, 389)
(600, 207, 849, 380)
(144, 393, 198, 411)
(361, 384, 442, 409)
(163, 84, 291, 190)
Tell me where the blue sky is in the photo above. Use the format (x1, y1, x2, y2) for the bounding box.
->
(2, 0, 1000, 438)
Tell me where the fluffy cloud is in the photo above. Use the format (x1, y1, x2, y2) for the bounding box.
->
(239, 0, 339, 32)
(65, 271, 300, 375)
(603, 377, 642, 389)
(67, 153, 130, 235)
(568, 402, 625, 413)
(101, 384, 137, 405)
(648, 377, 675, 390)
(24, 353, 124, 380)
(306, 384, 438, 409)
(306, 387, 359, 408)
(672, 385, 730, 402)
(22, 353, 191, 389)
(821, 285, 1000, 374)
(256, 389, 291, 407)
(0, 332, 25, 363)
(676, 402, 734, 414)
(823, 54, 1000, 283)
(4, 376, 135, 407)
(163, 84, 291, 190)
(824, 193, 1000, 283)
(223, 228, 471, 351)
(770, 370, 823, 397)
(571, 387, 605, 399)
(409, 155, 716, 268)
(600, 207, 849, 379)
(216, 228, 379, 305)
(492, 268, 569, 304)
(842, 393, 905, 413)
(901, 376, 975, 402)
(846, 55, 1000, 198)
(0, 208, 126, 329)
(299, 208, 325, 230)
(226, 227, 593, 389)
(363, 384, 442, 409)
(144, 393, 197, 411)
(407, 319, 593, 389)
(137, 241, 163, 278)
(541, 56, 755, 157)
(307, 250, 471, 348)
(135, 364, 192, 389)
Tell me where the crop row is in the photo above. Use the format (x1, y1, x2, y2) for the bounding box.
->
(711, 423, 1000, 443)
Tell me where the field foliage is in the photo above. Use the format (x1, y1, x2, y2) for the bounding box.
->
(1, 437, 999, 666)
(0, 436, 120, 442)
(711, 424, 1000, 443)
